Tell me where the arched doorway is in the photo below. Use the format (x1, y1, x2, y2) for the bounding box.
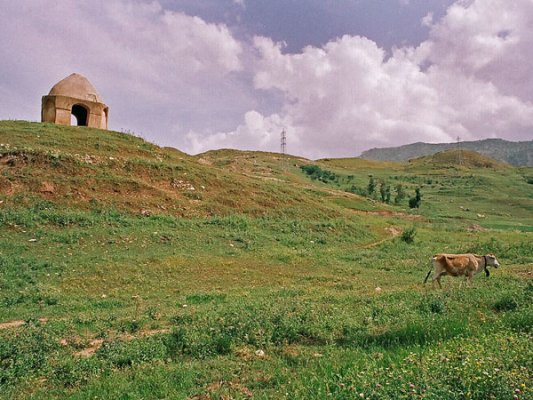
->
(71, 104, 88, 126)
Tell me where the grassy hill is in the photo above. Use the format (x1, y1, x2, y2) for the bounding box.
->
(0, 121, 532, 399)
(360, 138, 533, 166)
(407, 149, 509, 169)
(0, 121, 365, 218)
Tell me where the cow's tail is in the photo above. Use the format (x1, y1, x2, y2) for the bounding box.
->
(423, 269, 433, 284)
(423, 257, 434, 284)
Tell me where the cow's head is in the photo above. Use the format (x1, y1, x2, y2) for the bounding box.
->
(486, 254, 500, 268)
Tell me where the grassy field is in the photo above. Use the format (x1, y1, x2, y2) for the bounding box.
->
(0, 121, 532, 399)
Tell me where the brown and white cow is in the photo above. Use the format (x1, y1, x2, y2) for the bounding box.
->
(424, 253, 500, 288)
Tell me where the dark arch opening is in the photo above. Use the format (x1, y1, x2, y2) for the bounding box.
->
(102, 107, 109, 129)
(71, 104, 88, 126)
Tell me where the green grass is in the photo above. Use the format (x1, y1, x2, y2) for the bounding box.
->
(0, 121, 532, 399)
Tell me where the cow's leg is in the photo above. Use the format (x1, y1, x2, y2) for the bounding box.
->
(430, 273, 440, 288)
(466, 273, 473, 287)
(433, 273, 443, 289)
(431, 266, 444, 289)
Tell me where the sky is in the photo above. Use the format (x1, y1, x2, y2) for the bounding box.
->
(1, 0, 532, 159)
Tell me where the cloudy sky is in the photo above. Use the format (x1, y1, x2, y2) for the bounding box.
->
(1, 0, 532, 158)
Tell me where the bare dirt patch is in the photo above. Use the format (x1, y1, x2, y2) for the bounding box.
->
(468, 224, 488, 232)
(74, 339, 104, 358)
(39, 181, 55, 194)
(72, 328, 170, 358)
(386, 226, 402, 236)
(0, 320, 25, 330)
(0, 318, 48, 330)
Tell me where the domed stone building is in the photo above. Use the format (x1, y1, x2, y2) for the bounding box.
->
(41, 73, 109, 129)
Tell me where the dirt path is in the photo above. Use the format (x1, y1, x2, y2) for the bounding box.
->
(361, 226, 402, 249)
(0, 318, 48, 330)
(349, 209, 426, 221)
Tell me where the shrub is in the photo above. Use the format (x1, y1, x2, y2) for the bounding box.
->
(493, 296, 519, 312)
(379, 182, 391, 203)
(418, 297, 445, 314)
(164, 328, 188, 360)
(300, 165, 337, 183)
(408, 188, 422, 208)
(300, 164, 321, 177)
(394, 183, 406, 204)
(367, 176, 376, 196)
(400, 227, 417, 244)
(214, 332, 233, 355)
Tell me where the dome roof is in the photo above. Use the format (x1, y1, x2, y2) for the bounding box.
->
(48, 73, 104, 103)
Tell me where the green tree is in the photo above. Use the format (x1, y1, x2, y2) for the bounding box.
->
(409, 187, 422, 208)
(379, 181, 391, 203)
(367, 176, 376, 196)
(394, 183, 406, 205)
(400, 226, 417, 243)
(385, 184, 391, 203)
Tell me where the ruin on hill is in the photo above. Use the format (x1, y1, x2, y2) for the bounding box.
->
(41, 73, 108, 129)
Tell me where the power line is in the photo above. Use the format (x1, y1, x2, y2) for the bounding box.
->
(280, 129, 286, 154)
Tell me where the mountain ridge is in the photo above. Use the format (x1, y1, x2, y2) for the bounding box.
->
(360, 138, 533, 166)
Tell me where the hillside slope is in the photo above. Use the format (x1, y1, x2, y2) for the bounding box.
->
(0, 121, 376, 218)
(360, 138, 533, 166)
(1, 121, 531, 230)
(407, 149, 509, 169)
(0, 121, 532, 399)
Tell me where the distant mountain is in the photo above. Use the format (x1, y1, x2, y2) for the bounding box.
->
(407, 149, 509, 169)
(360, 138, 533, 166)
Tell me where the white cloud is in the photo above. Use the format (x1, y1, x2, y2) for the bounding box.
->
(421, 0, 533, 101)
(191, 0, 533, 158)
(0, 0, 247, 142)
(421, 12, 434, 27)
(1, 0, 532, 158)
(186, 110, 289, 154)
